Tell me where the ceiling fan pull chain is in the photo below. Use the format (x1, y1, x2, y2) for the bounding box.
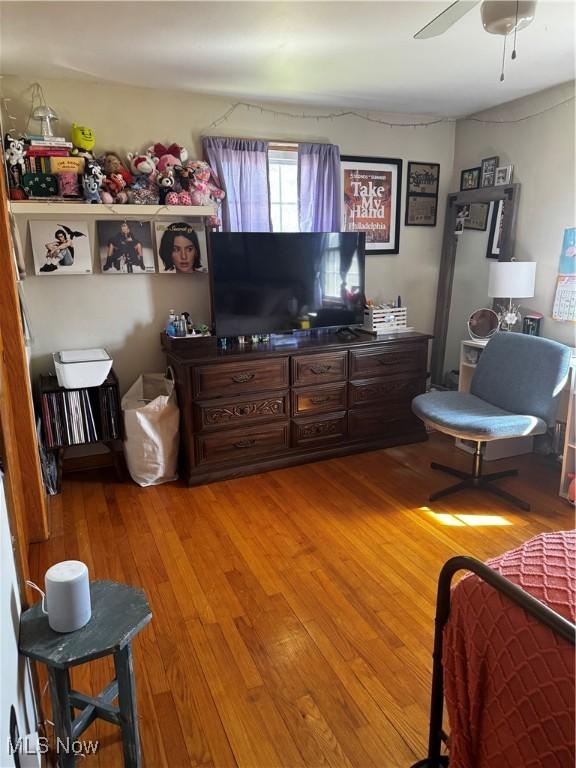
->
(512, 0, 519, 59)
(500, 34, 508, 82)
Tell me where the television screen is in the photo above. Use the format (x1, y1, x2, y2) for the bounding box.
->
(209, 232, 365, 337)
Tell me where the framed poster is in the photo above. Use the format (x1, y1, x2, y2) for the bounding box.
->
(96, 220, 155, 274)
(486, 200, 504, 258)
(405, 161, 440, 227)
(341, 155, 402, 254)
(29, 220, 92, 275)
(464, 202, 490, 231)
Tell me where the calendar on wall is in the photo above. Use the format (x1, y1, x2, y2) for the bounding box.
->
(552, 227, 576, 322)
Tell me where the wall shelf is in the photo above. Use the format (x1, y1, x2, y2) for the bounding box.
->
(10, 202, 216, 217)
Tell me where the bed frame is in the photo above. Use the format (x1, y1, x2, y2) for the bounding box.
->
(410, 555, 576, 768)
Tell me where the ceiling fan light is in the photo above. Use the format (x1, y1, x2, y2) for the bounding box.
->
(481, 0, 536, 35)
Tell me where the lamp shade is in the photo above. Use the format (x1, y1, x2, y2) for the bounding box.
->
(488, 261, 536, 298)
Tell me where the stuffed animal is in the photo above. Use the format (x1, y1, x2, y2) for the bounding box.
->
(71, 123, 95, 159)
(99, 152, 133, 186)
(85, 160, 105, 186)
(148, 142, 188, 173)
(82, 172, 102, 204)
(156, 167, 176, 204)
(127, 150, 158, 178)
(101, 173, 129, 204)
(4, 133, 27, 189)
(163, 165, 192, 205)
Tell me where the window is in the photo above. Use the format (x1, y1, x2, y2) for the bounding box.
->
(268, 147, 298, 232)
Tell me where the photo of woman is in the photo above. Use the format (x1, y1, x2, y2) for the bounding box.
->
(30, 220, 92, 275)
(97, 220, 155, 274)
(155, 221, 208, 274)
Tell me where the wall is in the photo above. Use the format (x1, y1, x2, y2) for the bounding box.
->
(1, 76, 455, 391)
(453, 81, 575, 347)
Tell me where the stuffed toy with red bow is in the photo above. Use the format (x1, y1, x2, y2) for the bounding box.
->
(148, 142, 189, 173)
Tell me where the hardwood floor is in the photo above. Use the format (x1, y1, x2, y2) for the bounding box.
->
(29, 434, 574, 767)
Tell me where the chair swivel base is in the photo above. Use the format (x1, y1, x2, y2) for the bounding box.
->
(429, 445, 531, 512)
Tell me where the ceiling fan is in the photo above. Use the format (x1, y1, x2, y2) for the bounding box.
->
(414, 0, 537, 40)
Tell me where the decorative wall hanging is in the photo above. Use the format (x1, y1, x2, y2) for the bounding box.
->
(405, 161, 440, 227)
(340, 155, 402, 254)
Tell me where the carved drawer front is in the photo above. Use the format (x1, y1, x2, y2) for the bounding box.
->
(193, 358, 289, 398)
(291, 352, 348, 387)
(292, 412, 347, 448)
(349, 344, 426, 380)
(195, 422, 290, 465)
(349, 405, 421, 441)
(195, 392, 289, 431)
(349, 375, 426, 408)
(292, 383, 347, 416)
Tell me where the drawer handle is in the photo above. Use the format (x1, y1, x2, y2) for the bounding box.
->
(233, 438, 256, 449)
(310, 396, 331, 405)
(309, 364, 332, 375)
(231, 372, 255, 383)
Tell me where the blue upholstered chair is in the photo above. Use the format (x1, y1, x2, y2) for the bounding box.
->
(412, 333, 571, 511)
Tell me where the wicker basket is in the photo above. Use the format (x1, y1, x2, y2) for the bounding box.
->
(363, 306, 410, 335)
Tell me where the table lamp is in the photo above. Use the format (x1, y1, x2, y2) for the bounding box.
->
(488, 260, 536, 331)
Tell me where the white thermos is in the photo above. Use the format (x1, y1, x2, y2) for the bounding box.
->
(44, 560, 92, 633)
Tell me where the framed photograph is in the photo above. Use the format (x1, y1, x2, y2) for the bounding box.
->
(405, 161, 440, 227)
(480, 156, 499, 188)
(341, 155, 402, 254)
(460, 167, 480, 191)
(29, 220, 92, 275)
(486, 200, 504, 258)
(464, 202, 490, 231)
(154, 221, 208, 274)
(495, 165, 513, 186)
(97, 220, 155, 274)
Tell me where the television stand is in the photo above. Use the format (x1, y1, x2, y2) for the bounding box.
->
(165, 330, 431, 486)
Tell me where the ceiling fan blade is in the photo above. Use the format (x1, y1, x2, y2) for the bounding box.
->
(414, 0, 481, 39)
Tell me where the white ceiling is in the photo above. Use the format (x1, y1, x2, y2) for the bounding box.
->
(0, 1, 574, 117)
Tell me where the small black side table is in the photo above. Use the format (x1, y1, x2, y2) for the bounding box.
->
(19, 580, 152, 768)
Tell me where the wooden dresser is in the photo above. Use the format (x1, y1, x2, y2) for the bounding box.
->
(165, 331, 431, 486)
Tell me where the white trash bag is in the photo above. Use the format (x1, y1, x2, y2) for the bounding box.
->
(121, 372, 180, 486)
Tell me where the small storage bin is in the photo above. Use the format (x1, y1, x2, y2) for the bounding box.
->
(53, 349, 112, 389)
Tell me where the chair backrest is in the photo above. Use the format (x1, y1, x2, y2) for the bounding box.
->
(470, 333, 571, 425)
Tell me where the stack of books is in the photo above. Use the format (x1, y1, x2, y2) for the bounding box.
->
(23, 135, 86, 200)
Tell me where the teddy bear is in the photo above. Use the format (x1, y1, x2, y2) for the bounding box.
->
(126, 150, 158, 178)
(127, 150, 159, 205)
(99, 152, 133, 186)
(148, 142, 188, 173)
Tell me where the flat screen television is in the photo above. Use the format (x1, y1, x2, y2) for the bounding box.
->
(209, 232, 365, 337)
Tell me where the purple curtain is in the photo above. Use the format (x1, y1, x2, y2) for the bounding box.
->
(202, 137, 271, 232)
(298, 143, 341, 232)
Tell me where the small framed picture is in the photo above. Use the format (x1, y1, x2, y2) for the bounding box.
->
(464, 202, 490, 231)
(494, 165, 513, 186)
(480, 156, 499, 188)
(460, 167, 480, 191)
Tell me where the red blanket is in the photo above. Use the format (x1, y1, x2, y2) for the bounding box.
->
(443, 530, 575, 768)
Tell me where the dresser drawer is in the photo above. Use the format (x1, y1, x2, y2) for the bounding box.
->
(292, 382, 347, 416)
(292, 352, 348, 386)
(195, 422, 290, 465)
(349, 344, 426, 380)
(349, 375, 426, 408)
(192, 358, 289, 398)
(292, 412, 347, 448)
(194, 392, 289, 431)
(349, 405, 421, 441)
